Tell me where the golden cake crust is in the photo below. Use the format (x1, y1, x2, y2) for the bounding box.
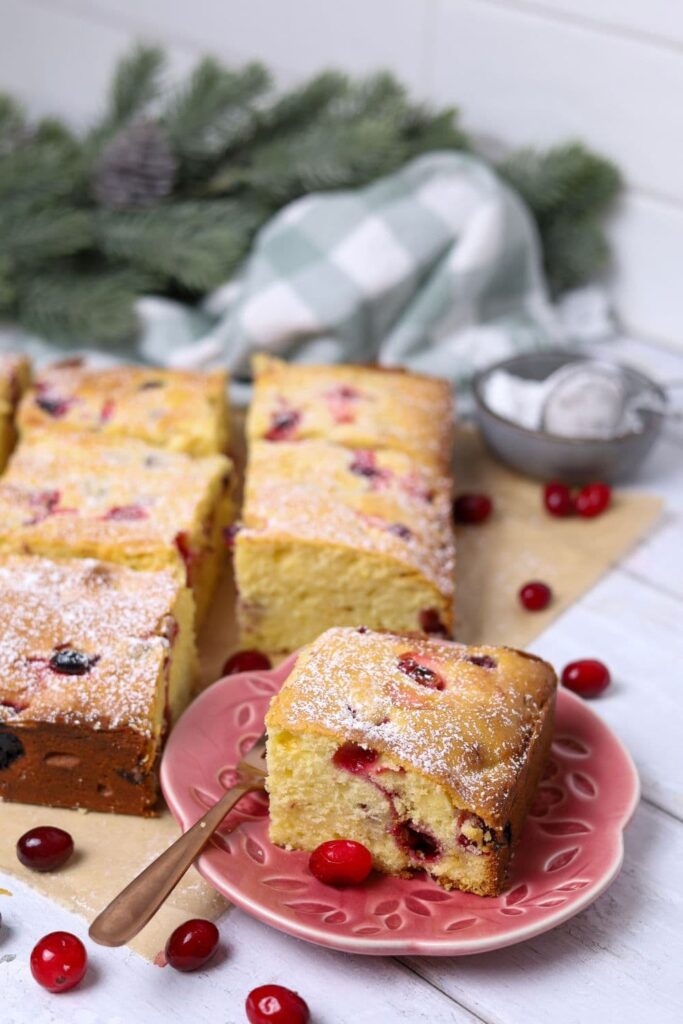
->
(18, 363, 229, 456)
(247, 354, 454, 471)
(267, 627, 556, 829)
(241, 440, 455, 602)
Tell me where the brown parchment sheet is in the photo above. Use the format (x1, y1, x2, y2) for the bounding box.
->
(0, 425, 662, 960)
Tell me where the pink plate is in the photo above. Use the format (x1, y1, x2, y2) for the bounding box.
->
(161, 656, 639, 956)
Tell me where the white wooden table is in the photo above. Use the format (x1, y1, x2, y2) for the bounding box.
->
(3, 336, 682, 1024)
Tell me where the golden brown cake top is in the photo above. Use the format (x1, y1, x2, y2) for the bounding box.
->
(267, 627, 556, 827)
(241, 440, 455, 597)
(18, 362, 229, 455)
(0, 353, 31, 412)
(0, 433, 232, 560)
(0, 556, 184, 735)
(247, 354, 454, 471)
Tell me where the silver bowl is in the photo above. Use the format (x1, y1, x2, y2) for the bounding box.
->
(472, 352, 667, 483)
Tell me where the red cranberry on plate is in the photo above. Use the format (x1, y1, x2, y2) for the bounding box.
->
(222, 650, 272, 676)
(561, 659, 611, 698)
(575, 482, 611, 518)
(453, 493, 493, 524)
(518, 581, 553, 611)
(543, 481, 574, 517)
(309, 839, 373, 886)
(165, 918, 219, 972)
(17, 826, 74, 872)
(246, 984, 310, 1024)
(30, 932, 87, 993)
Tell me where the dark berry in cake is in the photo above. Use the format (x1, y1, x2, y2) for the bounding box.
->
(419, 607, 449, 637)
(222, 649, 272, 675)
(575, 482, 611, 518)
(265, 408, 300, 441)
(453, 493, 492, 524)
(544, 481, 574, 517)
(139, 379, 164, 390)
(466, 654, 497, 669)
(17, 826, 74, 872)
(246, 985, 309, 1024)
(388, 523, 412, 540)
(49, 649, 99, 676)
(396, 821, 440, 861)
(30, 931, 87, 993)
(519, 581, 552, 611)
(309, 839, 372, 886)
(35, 395, 73, 418)
(561, 658, 611, 698)
(165, 918, 219, 972)
(333, 742, 378, 774)
(104, 504, 148, 521)
(397, 653, 445, 690)
(0, 730, 24, 769)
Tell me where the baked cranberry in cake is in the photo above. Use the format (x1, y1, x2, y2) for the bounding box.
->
(35, 394, 74, 419)
(104, 504, 149, 521)
(265, 407, 300, 441)
(419, 607, 449, 637)
(49, 649, 99, 676)
(324, 384, 363, 424)
(397, 652, 445, 690)
(333, 742, 379, 774)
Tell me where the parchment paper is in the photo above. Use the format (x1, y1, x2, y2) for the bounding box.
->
(0, 426, 662, 960)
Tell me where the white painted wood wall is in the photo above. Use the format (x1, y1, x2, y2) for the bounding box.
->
(1, 0, 681, 350)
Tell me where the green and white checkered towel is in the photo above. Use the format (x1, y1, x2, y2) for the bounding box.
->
(152, 151, 564, 390)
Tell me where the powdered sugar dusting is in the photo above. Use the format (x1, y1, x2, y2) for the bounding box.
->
(0, 556, 183, 734)
(268, 627, 556, 826)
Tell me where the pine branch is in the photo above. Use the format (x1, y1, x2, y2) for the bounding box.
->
(16, 264, 157, 345)
(97, 44, 165, 139)
(499, 143, 620, 221)
(541, 217, 610, 295)
(95, 200, 266, 292)
(0, 133, 85, 207)
(0, 255, 16, 312)
(0, 93, 26, 155)
(0, 206, 93, 265)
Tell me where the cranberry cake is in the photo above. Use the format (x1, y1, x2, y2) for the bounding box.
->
(235, 441, 455, 653)
(0, 433, 236, 623)
(0, 555, 196, 815)
(0, 353, 31, 471)
(266, 627, 556, 895)
(247, 355, 455, 472)
(18, 363, 230, 456)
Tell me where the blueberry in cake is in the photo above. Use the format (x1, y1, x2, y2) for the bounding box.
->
(0, 555, 197, 815)
(266, 627, 556, 895)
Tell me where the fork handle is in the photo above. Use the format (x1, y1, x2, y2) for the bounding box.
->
(89, 781, 261, 947)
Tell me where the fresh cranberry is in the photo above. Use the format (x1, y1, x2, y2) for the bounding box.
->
(246, 985, 309, 1024)
(30, 932, 87, 993)
(575, 482, 611, 518)
(49, 648, 99, 676)
(17, 826, 74, 872)
(104, 504, 148, 521)
(453, 493, 493, 524)
(265, 409, 300, 442)
(333, 742, 378, 774)
(309, 839, 372, 886)
(419, 608, 449, 637)
(544, 481, 574, 517)
(222, 650, 272, 675)
(561, 659, 611, 698)
(165, 918, 219, 972)
(519, 581, 552, 611)
(397, 653, 445, 690)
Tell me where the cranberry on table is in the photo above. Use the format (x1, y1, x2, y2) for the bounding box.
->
(518, 581, 553, 612)
(543, 481, 574, 517)
(165, 918, 219, 972)
(561, 659, 611, 698)
(30, 931, 87, 993)
(453, 493, 493, 524)
(575, 482, 611, 518)
(309, 839, 373, 887)
(17, 826, 74, 872)
(222, 650, 272, 676)
(246, 984, 310, 1024)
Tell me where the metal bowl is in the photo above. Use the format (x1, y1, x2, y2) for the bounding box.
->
(472, 352, 667, 483)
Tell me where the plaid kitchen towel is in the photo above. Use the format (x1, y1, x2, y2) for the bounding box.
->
(154, 150, 564, 390)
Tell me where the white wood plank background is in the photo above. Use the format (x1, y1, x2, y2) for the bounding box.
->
(2, 334, 682, 1023)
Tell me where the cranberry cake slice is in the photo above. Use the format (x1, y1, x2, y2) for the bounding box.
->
(266, 627, 556, 895)
(247, 355, 455, 473)
(0, 353, 31, 471)
(0, 556, 196, 815)
(0, 432, 236, 623)
(18, 363, 230, 456)
(235, 441, 455, 654)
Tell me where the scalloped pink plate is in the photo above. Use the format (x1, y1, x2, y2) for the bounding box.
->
(161, 656, 639, 956)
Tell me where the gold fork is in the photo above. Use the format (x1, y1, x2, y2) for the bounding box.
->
(89, 733, 268, 947)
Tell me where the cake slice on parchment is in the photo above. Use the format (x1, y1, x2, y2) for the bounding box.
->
(266, 627, 556, 896)
(0, 555, 197, 816)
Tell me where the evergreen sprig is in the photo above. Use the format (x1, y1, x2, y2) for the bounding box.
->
(0, 44, 622, 347)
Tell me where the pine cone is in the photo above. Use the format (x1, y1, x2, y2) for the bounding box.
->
(93, 119, 177, 209)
